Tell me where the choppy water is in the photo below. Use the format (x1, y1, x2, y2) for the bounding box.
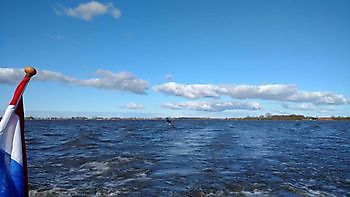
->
(26, 120, 350, 196)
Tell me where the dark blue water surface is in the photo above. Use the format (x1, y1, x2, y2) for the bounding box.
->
(26, 120, 350, 196)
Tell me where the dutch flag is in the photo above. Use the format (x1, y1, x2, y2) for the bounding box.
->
(0, 74, 32, 197)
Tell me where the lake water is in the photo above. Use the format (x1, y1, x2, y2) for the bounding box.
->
(26, 120, 350, 196)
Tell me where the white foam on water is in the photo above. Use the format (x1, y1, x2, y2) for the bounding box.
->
(143, 160, 154, 165)
(29, 187, 79, 197)
(95, 189, 121, 197)
(286, 183, 336, 197)
(30, 188, 124, 197)
(240, 189, 269, 196)
(136, 172, 148, 178)
(67, 161, 113, 181)
(114, 156, 134, 163)
(114, 176, 151, 187)
(80, 161, 110, 176)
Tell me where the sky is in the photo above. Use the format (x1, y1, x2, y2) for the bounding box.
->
(0, 0, 349, 118)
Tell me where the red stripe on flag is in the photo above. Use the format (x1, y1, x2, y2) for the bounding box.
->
(10, 76, 31, 106)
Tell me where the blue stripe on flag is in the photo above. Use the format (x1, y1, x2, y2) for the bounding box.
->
(0, 150, 24, 197)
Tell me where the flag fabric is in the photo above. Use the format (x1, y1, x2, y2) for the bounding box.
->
(0, 76, 31, 197)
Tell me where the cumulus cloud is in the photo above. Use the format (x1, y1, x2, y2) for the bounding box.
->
(125, 103, 144, 109)
(154, 82, 349, 105)
(154, 83, 221, 99)
(293, 103, 317, 111)
(0, 68, 148, 94)
(281, 103, 335, 112)
(0, 68, 24, 84)
(54, 1, 121, 21)
(161, 101, 261, 112)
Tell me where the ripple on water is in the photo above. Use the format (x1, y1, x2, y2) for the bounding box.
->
(26, 120, 350, 196)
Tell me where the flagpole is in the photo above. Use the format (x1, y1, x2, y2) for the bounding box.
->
(22, 66, 36, 197)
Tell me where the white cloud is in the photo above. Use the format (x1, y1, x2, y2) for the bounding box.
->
(154, 82, 349, 105)
(0, 68, 24, 84)
(294, 103, 317, 111)
(125, 103, 144, 109)
(0, 68, 148, 94)
(154, 83, 221, 99)
(161, 100, 261, 112)
(54, 1, 121, 21)
(281, 102, 335, 112)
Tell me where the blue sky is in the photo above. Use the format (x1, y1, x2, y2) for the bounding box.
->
(1, 0, 349, 117)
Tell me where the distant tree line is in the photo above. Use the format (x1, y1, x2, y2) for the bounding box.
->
(226, 114, 350, 121)
(18, 115, 350, 121)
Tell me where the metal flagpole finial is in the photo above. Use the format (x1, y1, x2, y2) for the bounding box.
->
(24, 66, 37, 78)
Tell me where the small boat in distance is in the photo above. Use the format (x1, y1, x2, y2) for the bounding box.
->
(166, 117, 175, 128)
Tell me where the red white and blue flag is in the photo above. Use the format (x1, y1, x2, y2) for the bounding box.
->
(0, 76, 30, 196)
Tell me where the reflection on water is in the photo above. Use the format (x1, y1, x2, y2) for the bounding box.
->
(26, 120, 350, 196)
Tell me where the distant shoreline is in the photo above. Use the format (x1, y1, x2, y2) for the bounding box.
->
(15, 114, 350, 121)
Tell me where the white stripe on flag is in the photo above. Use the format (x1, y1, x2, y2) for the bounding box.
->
(0, 105, 15, 132)
(0, 105, 23, 166)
